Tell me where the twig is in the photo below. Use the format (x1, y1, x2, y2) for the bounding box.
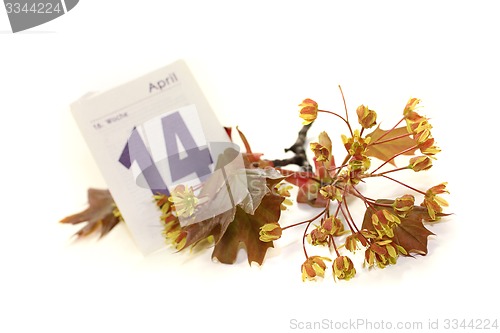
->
(271, 123, 313, 172)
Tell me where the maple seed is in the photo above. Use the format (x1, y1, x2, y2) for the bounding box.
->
(259, 222, 282, 242)
(299, 98, 318, 125)
(333, 256, 356, 281)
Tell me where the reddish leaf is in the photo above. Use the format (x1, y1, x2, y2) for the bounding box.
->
(279, 168, 317, 188)
(366, 126, 418, 166)
(60, 189, 121, 238)
(224, 126, 233, 140)
(296, 180, 329, 208)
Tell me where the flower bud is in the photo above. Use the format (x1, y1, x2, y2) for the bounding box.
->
(356, 105, 377, 129)
(301, 256, 331, 281)
(322, 217, 346, 237)
(310, 142, 330, 162)
(309, 228, 328, 246)
(298, 98, 318, 125)
(333, 256, 356, 281)
(409, 156, 433, 171)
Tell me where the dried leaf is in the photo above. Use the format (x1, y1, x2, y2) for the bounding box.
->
(60, 189, 121, 238)
(366, 126, 418, 166)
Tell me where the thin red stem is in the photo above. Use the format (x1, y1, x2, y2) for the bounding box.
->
(282, 207, 327, 231)
(330, 235, 340, 256)
(338, 85, 354, 136)
(327, 163, 348, 172)
(371, 117, 405, 144)
(302, 221, 313, 259)
(334, 154, 351, 178)
(318, 110, 353, 136)
(343, 199, 360, 234)
(369, 132, 412, 146)
(381, 174, 426, 195)
(369, 166, 409, 177)
(371, 145, 417, 174)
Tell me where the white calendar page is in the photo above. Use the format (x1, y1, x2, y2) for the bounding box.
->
(71, 60, 231, 254)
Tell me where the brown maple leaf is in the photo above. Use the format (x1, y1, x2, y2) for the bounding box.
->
(177, 172, 285, 265)
(392, 208, 435, 255)
(60, 189, 121, 238)
(366, 126, 418, 166)
(211, 186, 284, 265)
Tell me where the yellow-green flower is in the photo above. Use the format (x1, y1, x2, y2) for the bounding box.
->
(319, 185, 343, 202)
(418, 136, 441, 156)
(299, 98, 318, 125)
(276, 184, 293, 210)
(371, 209, 401, 238)
(168, 185, 198, 218)
(421, 183, 449, 220)
(403, 97, 421, 117)
(392, 194, 415, 217)
(259, 222, 282, 242)
(165, 229, 187, 251)
(333, 256, 356, 281)
(301, 256, 331, 281)
(364, 239, 406, 269)
(345, 232, 369, 253)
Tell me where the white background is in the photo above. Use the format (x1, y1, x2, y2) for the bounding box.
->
(1, 1, 498, 332)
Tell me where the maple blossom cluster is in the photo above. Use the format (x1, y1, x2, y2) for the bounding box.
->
(259, 92, 449, 281)
(61, 88, 449, 283)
